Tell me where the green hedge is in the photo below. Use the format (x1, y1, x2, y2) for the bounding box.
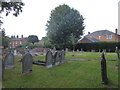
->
(75, 41, 120, 52)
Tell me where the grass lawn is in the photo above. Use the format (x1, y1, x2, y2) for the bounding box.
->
(2, 52, 118, 88)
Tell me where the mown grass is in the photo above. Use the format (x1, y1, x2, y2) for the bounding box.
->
(2, 52, 118, 88)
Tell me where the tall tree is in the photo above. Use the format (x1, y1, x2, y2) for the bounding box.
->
(0, 0, 24, 24)
(28, 35, 39, 45)
(46, 4, 85, 49)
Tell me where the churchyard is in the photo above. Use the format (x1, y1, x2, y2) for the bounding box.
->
(2, 49, 118, 88)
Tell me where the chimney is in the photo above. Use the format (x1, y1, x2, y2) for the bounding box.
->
(115, 28, 117, 34)
(21, 35, 23, 38)
(17, 35, 19, 38)
(88, 32, 90, 34)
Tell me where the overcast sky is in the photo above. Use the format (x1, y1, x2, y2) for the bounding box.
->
(1, 0, 119, 40)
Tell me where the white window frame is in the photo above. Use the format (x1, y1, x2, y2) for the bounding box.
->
(106, 35, 112, 39)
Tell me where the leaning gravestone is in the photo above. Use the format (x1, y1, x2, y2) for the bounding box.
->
(101, 51, 109, 85)
(21, 54, 33, 74)
(45, 51, 53, 68)
(4, 53, 15, 69)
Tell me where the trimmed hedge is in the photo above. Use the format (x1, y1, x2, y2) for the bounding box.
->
(75, 41, 120, 52)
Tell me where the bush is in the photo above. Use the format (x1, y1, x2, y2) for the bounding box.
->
(75, 41, 120, 52)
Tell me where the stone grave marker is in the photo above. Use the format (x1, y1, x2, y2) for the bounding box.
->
(101, 51, 109, 85)
(60, 50, 65, 64)
(45, 51, 53, 68)
(54, 51, 60, 66)
(77, 49, 79, 52)
(14, 50, 17, 56)
(115, 46, 120, 59)
(4, 53, 15, 69)
(65, 48, 68, 53)
(21, 54, 33, 74)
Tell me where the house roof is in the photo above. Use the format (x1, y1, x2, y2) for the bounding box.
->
(86, 30, 115, 36)
(86, 37, 100, 42)
(78, 36, 100, 43)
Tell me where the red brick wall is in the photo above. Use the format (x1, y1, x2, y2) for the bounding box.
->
(86, 34, 120, 41)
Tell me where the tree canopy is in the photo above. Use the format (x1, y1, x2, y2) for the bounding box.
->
(28, 35, 39, 45)
(0, 0, 24, 24)
(46, 4, 85, 49)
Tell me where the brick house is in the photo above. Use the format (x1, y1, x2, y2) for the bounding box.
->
(78, 29, 120, 43)
(9, 35, 28, 48)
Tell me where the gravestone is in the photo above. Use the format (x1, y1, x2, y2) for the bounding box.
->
(115, 46, 120, 59)
(65, 48, 68, 52)
(4, 53, 15, 69)
(21, 54, 33, 74)
(77, 49, 79, 52)
(14, 50, 17, 56)
(54, 51, 60, 66)
(60, 50, 65, 64)
(101, 51, 109, 85)
(45, 51, 53, 68)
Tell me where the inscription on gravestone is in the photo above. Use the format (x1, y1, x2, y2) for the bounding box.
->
(21, 54, 33, 74)
(101, 51, 109, 85)
(4, 53, 15, 69)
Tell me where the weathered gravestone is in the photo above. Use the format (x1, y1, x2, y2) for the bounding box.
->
(4, 53, 15, 69)
(21, 54, 33, 74)
(45, 51, 53, 68)
(115, 46, 120, 59)
(14, 50, 17, 56)
(101, 51, 109, 85)
(60, 50, 65, 64)
(53, 51, 60, 66)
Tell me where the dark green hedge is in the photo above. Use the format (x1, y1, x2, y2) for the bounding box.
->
(75, 41, 120, 52)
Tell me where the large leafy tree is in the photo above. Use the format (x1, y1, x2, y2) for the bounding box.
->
(0, 0, 24, 24)
(28, 35, 39, 45)
(46, 4, 85, 49)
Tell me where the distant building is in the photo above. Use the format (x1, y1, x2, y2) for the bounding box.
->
(78, 29, 120, 43)
(9, 35, 28, 48)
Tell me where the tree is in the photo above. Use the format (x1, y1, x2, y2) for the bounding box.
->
(46, 4, 85, 49)
(70, 33, 77, 51)
(0, 0, 24, 24)
(28, 35, 39, 45)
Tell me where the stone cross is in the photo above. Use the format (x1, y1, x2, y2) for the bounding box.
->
(21, 54, 33, 74)
(45, 51, 53, 68)
(4, 53, 15, 69)
(101, 51, 109, 85)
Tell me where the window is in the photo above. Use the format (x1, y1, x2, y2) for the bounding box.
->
(106, 35, 112, 39)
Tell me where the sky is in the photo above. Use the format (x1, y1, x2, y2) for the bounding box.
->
(1, 0, 120, 40)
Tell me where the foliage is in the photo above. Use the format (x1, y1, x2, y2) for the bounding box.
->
(75, 41, 120, 52)
(41, 36, 53, 48)
(70, 33, 77, 51)
(0, 1, 24, 24)
(28, 35, 39, 45)
(46, 4, 85, 49)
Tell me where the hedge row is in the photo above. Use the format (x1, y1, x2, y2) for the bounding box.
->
(74, 42, 120, 52)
